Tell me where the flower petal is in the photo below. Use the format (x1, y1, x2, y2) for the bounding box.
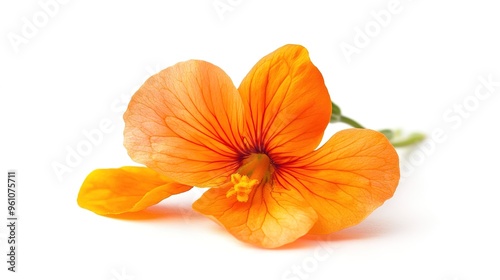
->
(238, 44, 331, 162)
(192, 182, 317, 248)
(77, 166, 192, 215)
(124, 60, 245, 187)
(281, 129, 400, 234)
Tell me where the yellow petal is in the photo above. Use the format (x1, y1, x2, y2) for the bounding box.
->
(77, 166, 192, 215)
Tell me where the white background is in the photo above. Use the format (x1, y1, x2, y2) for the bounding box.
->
(1, 1, 500, 279)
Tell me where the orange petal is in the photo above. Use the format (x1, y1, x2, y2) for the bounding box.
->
(124, 60, 246, 187)
(238, 44, 331, 162)
(192, 182, 317, 248)
(280, 129, 400, 234)
(77, 166, 192, 215)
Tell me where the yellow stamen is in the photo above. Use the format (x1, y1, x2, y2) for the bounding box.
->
(225, 153, 274, 202)
(226, 174, 259, 202)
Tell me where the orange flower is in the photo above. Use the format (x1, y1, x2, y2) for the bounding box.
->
(77, 44, 400, 248)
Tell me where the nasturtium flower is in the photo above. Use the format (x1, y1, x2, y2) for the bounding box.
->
(77, 44, 400, 248)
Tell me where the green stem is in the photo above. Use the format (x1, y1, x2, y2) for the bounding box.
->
(378, 129, 395, 140)
(390, 133, 426, 148)
(338, 116, 365, 129)
(329, 101, 425, 148)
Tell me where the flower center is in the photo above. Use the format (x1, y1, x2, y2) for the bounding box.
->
(226, 153, 274, 202)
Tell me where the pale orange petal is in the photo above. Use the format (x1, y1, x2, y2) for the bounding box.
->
(124, 60, 245, 187)
(192, 182, 317, 248)
(238, 44, 331, 162)
(77, 166, 192, 215)
(280, 129, 400, 234)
